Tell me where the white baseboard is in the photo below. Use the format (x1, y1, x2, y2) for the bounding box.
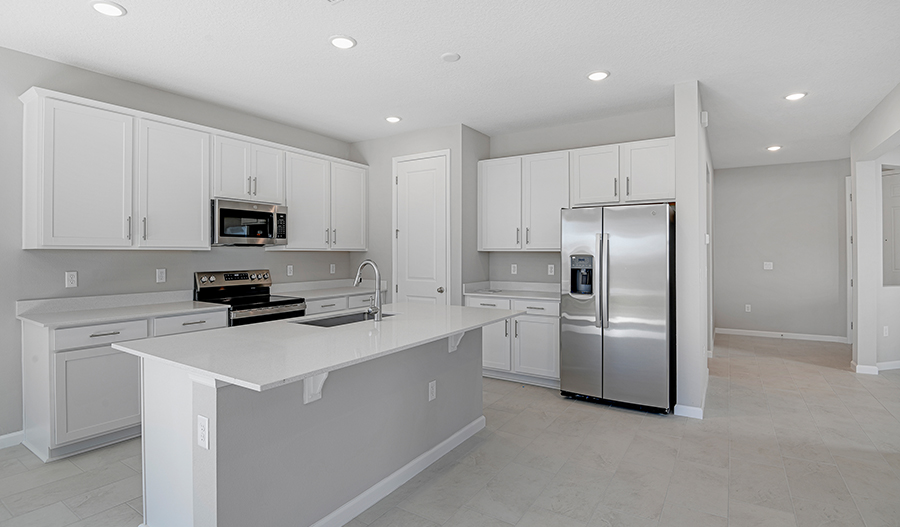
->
(310, 416, 485, 527)
(0, 431, 24, 450)
(715, 327, 848, 344)
(851, 360, 879, 375)
(674, 404, 703, 419)
(877, 360, 900, 371)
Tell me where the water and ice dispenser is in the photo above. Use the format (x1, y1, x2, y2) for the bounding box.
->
(570, 255, 593, 295)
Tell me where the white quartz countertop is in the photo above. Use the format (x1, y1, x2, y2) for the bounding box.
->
(281, 286, 386, 301)
(113, 302, 522, 392)
(17, 301, 229, 328)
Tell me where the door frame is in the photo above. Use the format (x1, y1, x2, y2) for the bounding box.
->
(846, 175, 854, 345)
(391, 150, 452, 305)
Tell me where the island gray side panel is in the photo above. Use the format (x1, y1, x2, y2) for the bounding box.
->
(214, 330, 484, 527)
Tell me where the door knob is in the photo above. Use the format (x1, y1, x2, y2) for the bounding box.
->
(437, 287, 444, 293)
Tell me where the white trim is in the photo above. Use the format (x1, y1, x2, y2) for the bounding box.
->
(392, 150, 452, 306)
(877, 360, 900, 371)
(851, 360, 879, 375)
(707, 349, 713, 358)
(309, 416, 485, 527)
(482, 370, 560, 390)
(715, 327, 848, 344)
(0, 431, 24, 450)
(846, 176, 854, 346)
(674, 404, 703, 419)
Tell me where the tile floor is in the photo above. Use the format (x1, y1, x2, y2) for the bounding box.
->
(1, 335, 899, 526)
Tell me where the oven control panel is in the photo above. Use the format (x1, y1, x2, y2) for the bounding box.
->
(195, 270, 272, 288)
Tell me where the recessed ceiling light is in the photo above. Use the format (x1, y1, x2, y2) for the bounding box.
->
(386, 116, 401, 123)
(587, 71, 610, 82)
(441, 53, 461, 63)
(330, 35, 357, 49)
(767, 145, 782, 151)
(92, 1, 127, 16)
(785, 93, 807, 101)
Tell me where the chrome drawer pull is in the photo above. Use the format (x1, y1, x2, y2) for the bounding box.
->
(182, 320, 206, 326)
(89, 331, 121, 338)
(321, 303, 336, 308)
(480, 303, 496, 307)
(526, 306, 545, 310)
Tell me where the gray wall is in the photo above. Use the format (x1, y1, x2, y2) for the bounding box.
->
(484, 105, 676, 284)
(713, 159, 850, 338)
(0, 47, 358, 436)
(461, 126, 492, 288)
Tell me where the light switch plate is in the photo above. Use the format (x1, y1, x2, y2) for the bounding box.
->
(197, 415, 209, 450)
(156, 269, 166, 283)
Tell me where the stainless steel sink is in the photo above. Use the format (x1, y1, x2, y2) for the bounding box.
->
(294, 312, 394, 328)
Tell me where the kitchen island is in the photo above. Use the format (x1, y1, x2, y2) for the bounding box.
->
(113, 302, 521, 527)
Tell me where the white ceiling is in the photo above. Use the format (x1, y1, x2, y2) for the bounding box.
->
(2, 0, 899, 169)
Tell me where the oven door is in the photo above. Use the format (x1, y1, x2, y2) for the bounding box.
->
(212, 199, 287, 246)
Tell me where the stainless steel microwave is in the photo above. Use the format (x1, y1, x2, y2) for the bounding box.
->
(211, 199, 287, 246)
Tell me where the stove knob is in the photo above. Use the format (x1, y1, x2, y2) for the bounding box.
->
(264, 273, 270, 279)
(200, 276, 208, 283)
(208, 276, 216, 283)
(250, 274, 257, 280)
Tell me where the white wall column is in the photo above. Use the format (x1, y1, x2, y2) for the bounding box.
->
(852, 160, 880, 373)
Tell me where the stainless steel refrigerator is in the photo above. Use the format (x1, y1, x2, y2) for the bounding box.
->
(560, 204, 675, 413)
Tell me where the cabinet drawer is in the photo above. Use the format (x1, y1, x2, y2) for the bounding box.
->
(305, 297, 348, 315)
(53, 320, 148, 351)
(348, 294, 376, 309)
(465, 297, 511, 310)
(513, 300, 559, 316)
(154, 310, 228, 337)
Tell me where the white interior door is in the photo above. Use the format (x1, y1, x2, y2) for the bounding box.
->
(394, 152, 449, 305)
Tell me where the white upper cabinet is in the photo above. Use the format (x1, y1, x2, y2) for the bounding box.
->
(570, 145, 619, 207)
(523, 151, 569, 250)
(213, 136, 284, 204)
(478, 157, 523, 250)
(478, 153, 568, 251)
(620, 137, 676, 203)
(137, 119, 210, 249)
(278, 152, 367, 251)
(24, 96, 135, 248)
(330, 163, 367, 251)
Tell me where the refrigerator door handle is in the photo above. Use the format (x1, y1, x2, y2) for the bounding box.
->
(600, 232, 610, 329)
(595, 233, 603, 329)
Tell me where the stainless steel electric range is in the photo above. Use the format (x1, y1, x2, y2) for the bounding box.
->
(194, 270, 306, 326)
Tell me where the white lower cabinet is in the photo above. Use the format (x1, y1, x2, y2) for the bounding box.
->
(54, 346, 141, 445)
(465, 296, 560, 384)
(305, 297, 349, 315)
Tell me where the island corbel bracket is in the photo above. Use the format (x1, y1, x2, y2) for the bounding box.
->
(303, 372, 329, 404)
(447, 332, 466, 353)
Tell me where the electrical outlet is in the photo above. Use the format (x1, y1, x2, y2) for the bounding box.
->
(197, 415, 209, 450)
(287, 265, 293, 276)
(548, 264, 555, 276)
(330, 263, 335, 274)
(763, 262, 774, 270)
(156, 268, 166, 283)
(65, 271, 77, 288)
(745, 304, 751, 312)
(884, 326, 889, 337)
(511, 264, 517, 275)
(428, 380, 436, 401)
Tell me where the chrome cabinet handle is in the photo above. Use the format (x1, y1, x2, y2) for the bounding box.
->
(505, 319, 509, 337)
(126, 216, 132, 240)
(182, 320, 206, 326)
(526, 306, 545, 310)
(90, 331, 120, 338)
(333, 229, 336, 244)
(247, 176, 252, 195)
(626, 177, 631, 196)
(526, 227, 530, 244)
(437, 287, 444, 293)
(515, 320, 519, 338)
(321, 303, 336, 308)
(516, 228, 520, 244)
(480, 303, 496, 307)
(614, 177, 618, 197)
(326, 229, 330, 245)
(253, 177, 258, 196)
(142, 218, 147, 240)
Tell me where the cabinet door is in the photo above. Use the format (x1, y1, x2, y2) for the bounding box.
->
(41, 98, 134, 247)
(54, 346, 140, 445)
(137, 119, 211, 249)
(483, 321, 512, 371)
(514, 315, 560, 379)
(621, 138, 675, 202)
(330, 163, 367, 251)
(478, 157, 522, 250)
(570, 145, 619, 207)
(213, 136, 252, 199)
(251, 144, 284, 204)
(523, 152, 569, 251)
(285, 153, 331, 249)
